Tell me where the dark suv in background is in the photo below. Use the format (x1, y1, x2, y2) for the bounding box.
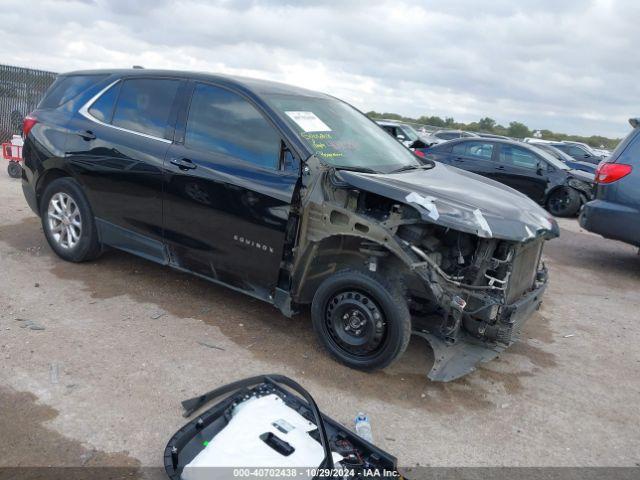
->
(580, 118, 640, 247)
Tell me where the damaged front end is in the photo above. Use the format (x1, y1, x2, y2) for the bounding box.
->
(291, 159, 559, 382)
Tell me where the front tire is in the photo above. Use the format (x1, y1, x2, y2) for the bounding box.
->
(311, 269, 411, 371)
(547, 187, 581, 217)
(7, 161, 21, 178)
(40, 177, 101, 262)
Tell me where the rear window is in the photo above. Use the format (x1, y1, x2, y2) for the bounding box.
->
(38, 74, 107, 109)
(111, 78, 180, 138)
(607, 128, 640, 165)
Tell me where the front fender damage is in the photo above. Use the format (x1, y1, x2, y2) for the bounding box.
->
(289, 158, 557, 382)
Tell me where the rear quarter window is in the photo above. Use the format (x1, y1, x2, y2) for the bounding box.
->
(111, 78, 180, 138)
(38, 74, 107, 109)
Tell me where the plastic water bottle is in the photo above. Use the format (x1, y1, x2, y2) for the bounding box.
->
(354, 412, 373, 442)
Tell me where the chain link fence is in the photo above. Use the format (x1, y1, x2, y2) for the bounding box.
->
(0, 64, 57, 143)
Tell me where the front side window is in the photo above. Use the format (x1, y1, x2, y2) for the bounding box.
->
(265, 94, 419, 173)
(500, 145, 540, 169)
(185, 83, 281, 170)
(111, 78, 180, 138)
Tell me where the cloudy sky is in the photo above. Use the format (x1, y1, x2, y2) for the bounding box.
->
(3, 0, 638, 137)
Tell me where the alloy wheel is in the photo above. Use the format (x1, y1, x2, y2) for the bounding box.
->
(47, 192, 82, 249)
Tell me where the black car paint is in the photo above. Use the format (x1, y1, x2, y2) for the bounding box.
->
(425, 138, 594, 208)
(23, 70, 311, 300)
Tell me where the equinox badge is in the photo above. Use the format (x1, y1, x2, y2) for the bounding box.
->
(233, 234, 275, 254)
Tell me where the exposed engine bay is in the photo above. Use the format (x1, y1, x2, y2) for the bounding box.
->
(283, 160, 558, 381)
(165, 375, 397, 480)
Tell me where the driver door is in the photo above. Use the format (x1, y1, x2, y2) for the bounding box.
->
(162, 82, 299, 298)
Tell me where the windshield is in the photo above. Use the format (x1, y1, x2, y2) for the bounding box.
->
(529, 145, 570, 170)
(399, 124, 420, 142)
(265, 94, 420, 173)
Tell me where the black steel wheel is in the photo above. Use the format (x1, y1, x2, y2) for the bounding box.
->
(547, 187, 581, 217)
(311, 269, 411, 371)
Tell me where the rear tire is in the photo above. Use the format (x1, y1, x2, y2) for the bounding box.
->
(311, 268, 411, 371)
(40, 177, 101, 262)
(7, 161, 21, 178)
(547, 187, 581, 217)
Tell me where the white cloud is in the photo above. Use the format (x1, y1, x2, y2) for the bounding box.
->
(3, 0, 638, 137)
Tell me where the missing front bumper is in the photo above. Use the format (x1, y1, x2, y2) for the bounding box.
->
(415, 281, 547, 382)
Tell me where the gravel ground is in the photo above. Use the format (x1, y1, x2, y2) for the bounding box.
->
(1, 172, 639, 468)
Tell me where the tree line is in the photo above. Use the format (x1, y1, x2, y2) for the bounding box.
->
(366, 111, 621, 150)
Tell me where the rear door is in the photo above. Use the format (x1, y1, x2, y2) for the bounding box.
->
(65, 76, 183, 262)
(162, 82, 299, 298)
(494, 143, 548, 202)
(448, 140, 497, 176)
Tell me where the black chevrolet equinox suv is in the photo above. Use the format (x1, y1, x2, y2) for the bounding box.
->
(21, 69, 559, 381)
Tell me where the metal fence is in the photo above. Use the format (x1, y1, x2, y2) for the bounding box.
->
(0, 64, 57, 143)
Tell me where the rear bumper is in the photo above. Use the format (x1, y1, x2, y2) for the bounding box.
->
(21, 179, 39, 216)
(580, 199, 640, 247)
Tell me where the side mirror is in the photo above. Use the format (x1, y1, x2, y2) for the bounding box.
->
(397, 135, 406, 141)
(537, 162, 545, 175)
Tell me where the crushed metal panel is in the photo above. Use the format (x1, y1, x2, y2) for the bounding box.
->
(414, 331, 504, 382)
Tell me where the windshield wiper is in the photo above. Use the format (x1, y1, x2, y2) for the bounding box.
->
(390, 163, 434, 174)
(332, 165, 378, 174)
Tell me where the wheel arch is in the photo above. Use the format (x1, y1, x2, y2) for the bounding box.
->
(35, 168, 75, 211)
(291, 234, 422, 305)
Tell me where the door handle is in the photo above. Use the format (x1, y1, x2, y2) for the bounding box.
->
(76, 130, 96, 141)
(170, 158, 197, 170)
(496, 165, 506, 170)
(455, 157, 464, 162)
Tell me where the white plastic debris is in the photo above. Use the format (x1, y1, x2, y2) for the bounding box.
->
(182, 394, 342, 480)
(405, 192, 439, 220)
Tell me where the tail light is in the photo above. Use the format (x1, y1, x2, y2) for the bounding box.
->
(595, 162, 632, 184)
(23, 115, 38, 138)
(414, 150, 425, 158)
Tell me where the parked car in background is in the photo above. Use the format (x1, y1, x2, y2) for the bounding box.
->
(376, 120, 430, 157)
(21, 68, 559, 381)
(530, 142, 596, 173)
(424, 129, 479, 146)
(563, 141, 608, 159)
(476, 132, 511, 140)
(425, 138, 594, 216)
(580, 118, 640, 247)
(548, 142, 602, 165)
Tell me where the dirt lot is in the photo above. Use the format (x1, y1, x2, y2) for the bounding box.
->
(1, 172, 639, 469)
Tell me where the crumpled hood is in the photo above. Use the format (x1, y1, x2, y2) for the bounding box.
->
(338, 163, 560, 242)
